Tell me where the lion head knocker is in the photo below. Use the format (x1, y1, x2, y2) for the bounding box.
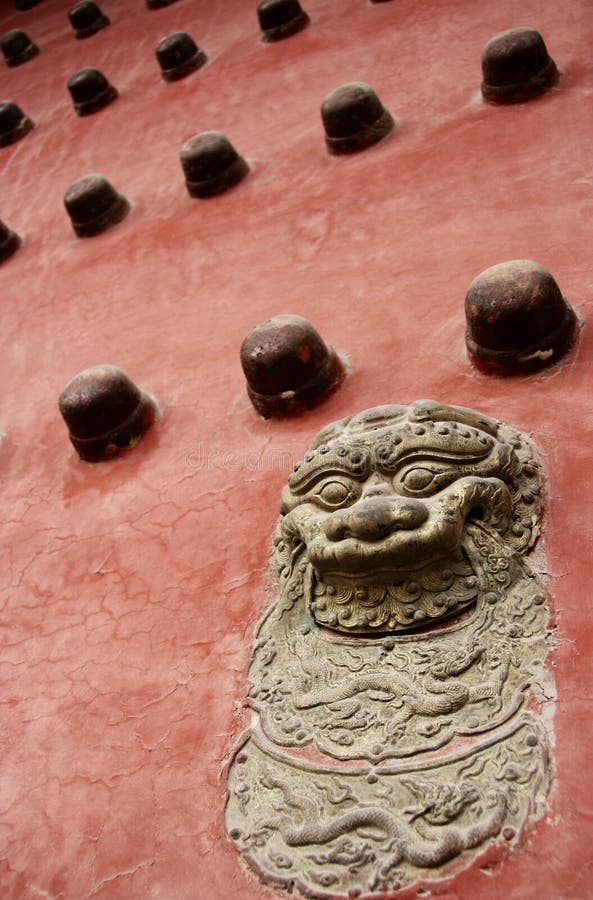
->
(226, 402, 553, 897)
(278, 401, 540, 634)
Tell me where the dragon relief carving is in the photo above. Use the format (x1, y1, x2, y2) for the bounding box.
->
(226, 401, 554, 896)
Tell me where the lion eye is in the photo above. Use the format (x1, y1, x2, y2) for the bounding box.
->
(316, 480, 352, 507)
(401, 467, 436, 492)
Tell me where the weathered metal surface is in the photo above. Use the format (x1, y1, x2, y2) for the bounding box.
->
(58, 365, 157, 462)
(465, 260, 577, 374)
(481, 27, 558, 104)
(0, 219, 21, 263)
(0, 27, 38, 66)
(241, 314, 345, 419)
(14, 0, 42, 11)
(155, 31, 208, 83)
(63, 173, 130, 237)
(258, 0, 311, 44)
(226, 402, 553, 896)
(67, 67, 118, 117)
(0, 99, 33, 147)
(145, 0, 180, 10)
(68, 1, 110, 40)
(180, 131, 249, 199)
(321, 82, 395, 155)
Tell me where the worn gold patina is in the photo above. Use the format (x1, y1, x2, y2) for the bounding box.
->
(226, 402, 553, 896)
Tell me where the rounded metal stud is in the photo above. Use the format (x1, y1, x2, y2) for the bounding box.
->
(67, 68, 118, 116)
(0, 29, 39, 67)
(180, 131, 249, 198)
(321, 82, 394, 155)
(481, 27, 558, 104)
(0, 220, 22, 264)
(0, 101, 34, 148)
(465, 260, 577, 374)
(156, 32, 208, 82)
(59, 365, 157, 462)
(64, 174, 130, 237)
(15, 0, 42, 9)
(257, 0, 310, 43)
(240, 314, 345, 418)
(68, 1, 110, 39)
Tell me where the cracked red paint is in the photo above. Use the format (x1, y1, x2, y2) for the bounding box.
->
(1, 0, 592, 898)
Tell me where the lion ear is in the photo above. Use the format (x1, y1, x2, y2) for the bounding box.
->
(272, 524, 292, 581)
(497, 423, 543, 555)
(273, 519, 305, 576)
(411, 401, 542, 556)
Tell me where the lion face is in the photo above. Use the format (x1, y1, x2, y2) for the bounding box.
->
(278, 401, 541, 633)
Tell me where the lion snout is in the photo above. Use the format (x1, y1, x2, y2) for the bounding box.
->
(323, 497, 429, 543)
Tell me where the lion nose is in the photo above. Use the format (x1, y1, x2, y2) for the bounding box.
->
(324, 497, 429, 542)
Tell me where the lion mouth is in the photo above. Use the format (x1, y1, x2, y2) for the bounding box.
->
(307, 541, 459, 585)
(308, 545, 480, 633)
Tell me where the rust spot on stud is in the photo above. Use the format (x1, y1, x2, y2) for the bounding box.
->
(465, 260, 577, 375)
(240, 314, 345, 418)
(0, 101, 34, 148)
(321, 82, 394, 155)
(59, 365, 157, 463)
(257, 0, 310, 43)
(64, 174, 130, 237)
(0, 220, 21, 264)
(180, 132, 249, 199)
(0, 29, 39, 67)
(67, 68, 118, 116)
(481, 27, 558, 104)
(68, 2, 110, 39)
(156, 32, 208, 82)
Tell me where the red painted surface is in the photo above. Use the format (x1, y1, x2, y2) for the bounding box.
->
(1, 0, 592, 897)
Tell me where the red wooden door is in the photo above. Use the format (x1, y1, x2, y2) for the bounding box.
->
(1, 1, 592, 897)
